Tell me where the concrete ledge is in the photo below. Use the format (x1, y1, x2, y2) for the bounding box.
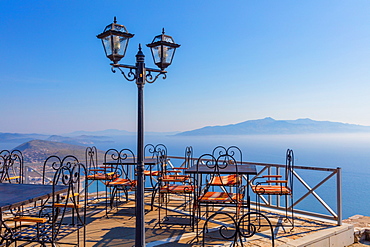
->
(279, 224, 354, 247)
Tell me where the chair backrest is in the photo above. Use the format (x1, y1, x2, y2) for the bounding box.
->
(104, 148, 136, 181)
(212, 146, 243, 165)
(42, 155, 63, 185)
(194, 153, 216, 196)
(144, 143, 167, 172)
(0, 150, 24, 184)
(184, 146, 193, 169)
(47, 155, 87, 241)
(195, 153, 242, 202)
(285, 149, 294, 191)
(85, 146, 98, 172)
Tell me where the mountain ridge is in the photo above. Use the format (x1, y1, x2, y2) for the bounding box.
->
(176, 117, 370, 136)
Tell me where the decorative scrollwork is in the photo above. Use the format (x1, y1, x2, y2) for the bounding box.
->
(146, 71, 167, 84)
(0, 149, 23, 183)
(202, 212, 275, 247)
(212, 146, 242, 165)
(197, 154, 217, 170)
(86, 146, 98, 171)
(105, 148, 121, 162)
(112, 66, 136, 82)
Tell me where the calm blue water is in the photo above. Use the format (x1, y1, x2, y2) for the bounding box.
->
(91, 133, 370, 220)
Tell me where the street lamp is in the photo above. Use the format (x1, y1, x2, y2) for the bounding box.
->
(97, 17, 180, 247)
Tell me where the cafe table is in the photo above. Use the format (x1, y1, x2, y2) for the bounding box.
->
(103, 157, 161, 186)
(102, 157, 161, 203)
(103, 157, 158, 166)
(185, 163, 257, 175)
(0, 183, 69, 241)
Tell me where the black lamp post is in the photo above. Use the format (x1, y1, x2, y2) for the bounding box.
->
(97, 17, 180, 247)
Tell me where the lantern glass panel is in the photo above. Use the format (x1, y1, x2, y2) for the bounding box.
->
(163, 46, 175, 64)
(152, 45, 174, 66)
(102, 35, 129, 57)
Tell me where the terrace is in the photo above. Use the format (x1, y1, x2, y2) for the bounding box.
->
(1, 147, 364, 246)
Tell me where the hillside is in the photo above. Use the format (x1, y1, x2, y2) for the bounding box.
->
(0, 133, 48, 143)
(14, 140, 92, 163)
(177, 117, 370, 136)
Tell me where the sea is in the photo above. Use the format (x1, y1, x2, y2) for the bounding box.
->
(91, 133, 370, 220)
(3, 133, 369, 220)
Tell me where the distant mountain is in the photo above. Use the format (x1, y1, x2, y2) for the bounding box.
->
(0, 133, 48, 142)
(14, 140, 101, 163)
(176, 117, 370, 136)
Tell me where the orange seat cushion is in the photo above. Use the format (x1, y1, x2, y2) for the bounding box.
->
(143, 170, 160, 176)
(160, 175, 189, 182)
(89, 169, 105, 172)
(160, 184, 195, 194)
(13, 216, 47, 223)
(252, 185, 291, 194)
(5, 176, 21, 181)
(87, 173, 117, 180)
(166, 170, 182, 173)
(198, 192, 243, 203)
(209, 174, 240, 186)
(54, 203, 81, 208)
(106, 178, 137, 187)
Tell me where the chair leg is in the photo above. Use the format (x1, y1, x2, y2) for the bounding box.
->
(290, 194, 294, 231)
(151, 185, 159, 211)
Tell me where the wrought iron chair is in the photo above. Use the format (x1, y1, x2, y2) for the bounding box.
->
(155, 146, 195, 228)
(104, 148, 137, 215)
(144, 143, 167, 191)
(210, 146, 244, 200)
(194, 152, 245, 235)
(4, 155, 88, 246)
(85, 146, 114, 202)
(252, 149, 295, 231)
(0, 149, 24, 184)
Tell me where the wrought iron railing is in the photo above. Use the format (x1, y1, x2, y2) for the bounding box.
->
(25, 155, 342, 226)
(167, 155, 342, 226)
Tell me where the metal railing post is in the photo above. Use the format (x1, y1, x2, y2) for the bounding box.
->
(337, 167, 342, 226)
(268, 166, 272, 204)
(276, 166, 280, 207)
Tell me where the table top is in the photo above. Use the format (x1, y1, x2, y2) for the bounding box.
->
(0, 183, 68, 211)
(103, 157, 158, 165)
(185, 164, 257, 175)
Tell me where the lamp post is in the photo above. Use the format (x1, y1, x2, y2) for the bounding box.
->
(97, 17, 180, 247)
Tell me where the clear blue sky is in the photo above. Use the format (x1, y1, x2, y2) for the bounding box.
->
(1, 0, 369, 134)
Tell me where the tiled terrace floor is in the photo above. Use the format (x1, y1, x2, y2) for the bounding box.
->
(65, 192, 339, 247)
(4, 192, 343, 246)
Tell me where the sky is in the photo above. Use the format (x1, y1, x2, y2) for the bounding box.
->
(0, 0, 369, 134)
